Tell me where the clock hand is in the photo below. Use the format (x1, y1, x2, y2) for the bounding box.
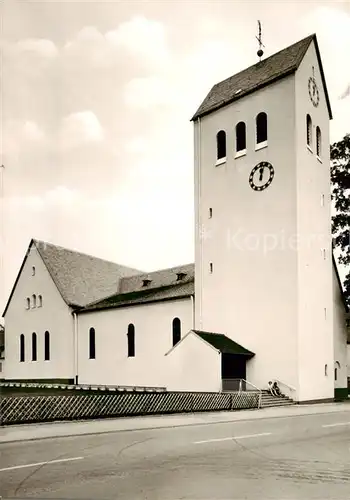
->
(259, 167, 264, 182)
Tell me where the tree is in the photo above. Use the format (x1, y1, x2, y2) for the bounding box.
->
(330, 133, 350, 307)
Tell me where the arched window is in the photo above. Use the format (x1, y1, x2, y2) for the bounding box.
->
(236, 122, 246, 152)
(20, 334, 25, 362)
(216, 130, 226, 161)
(38, 295, 42, 307)
(89, 327, 95, 359)
(127, 323, 135, 357)
(44, 331, 50, 361)
(26, 297, 30, 309)
(32, 266, 36, 276)
(306, 114, 312, 147)
(256, 112, 267, 144)
(32, 294, 36, 308)
(316, 126, 321, 156)
(32, 332, 37, 361)
(172, 318, 181, 347)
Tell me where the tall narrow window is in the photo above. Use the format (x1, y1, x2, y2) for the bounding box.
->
(26, 297, 30, 309)
(127, 323, 135, 357)
(44, 331, 50, 361)
(172, 317, 181, 347)
(20, 334, 25, 362)
(216, 130, 226, 161)
(306, 114, 312, 147)
(256, 112, 267, 144)
(38, 295, 43, 307)
(32, 266, 36, 276)
(209, 262, 213, 273)
(32, 332, 37, 361)
(89, 327, 96, 359)
(236, 122, 246, 152)
(316, 126, 321, 157)
(32, 294, 36, 308)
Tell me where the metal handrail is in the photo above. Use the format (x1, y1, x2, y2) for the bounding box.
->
(221, 378, 262, 409)
(272, 379, 296, 392)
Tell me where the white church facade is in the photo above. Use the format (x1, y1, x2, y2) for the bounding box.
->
(2, 34, 349, 402)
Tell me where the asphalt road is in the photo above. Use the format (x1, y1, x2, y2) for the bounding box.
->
(1, 408, 350, 499)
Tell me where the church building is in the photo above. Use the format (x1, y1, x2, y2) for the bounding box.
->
(2, 33, 349, 403)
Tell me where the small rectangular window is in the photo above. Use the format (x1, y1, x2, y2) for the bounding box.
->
(209, 262, 213, 273)
(209, 208, 212, 218)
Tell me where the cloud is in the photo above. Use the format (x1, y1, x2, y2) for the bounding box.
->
(124, 76, 176, 109)
(106, 16, 169, 65)
(340, 83, 350, 100)
(2, 120, 46, 161)
(22, 121, 45, 141)
(63, 17, 170, 70)
(60, 111, 104, 148)
(15, 38, 58, 58)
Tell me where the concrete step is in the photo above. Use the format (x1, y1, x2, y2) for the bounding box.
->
(261, 400, 295, 407)
(260, 391, 295, 407)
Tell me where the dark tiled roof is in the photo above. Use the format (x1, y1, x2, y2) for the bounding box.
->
(193, 330, 255, 357)
(191, 34, 332, 120)
(2, 239, 144, 315)
(34, 240, 143, 307)
(119, 263, 194, 294)
(81, 278, 194, 312)
(80, 263, 194, 312)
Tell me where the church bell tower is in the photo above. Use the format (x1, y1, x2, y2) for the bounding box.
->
(192, 33, 334, 402)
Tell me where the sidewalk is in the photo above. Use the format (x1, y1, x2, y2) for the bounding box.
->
(1, 401, 349, 444)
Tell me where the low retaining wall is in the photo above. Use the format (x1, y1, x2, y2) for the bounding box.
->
(0, 390, 260, 426)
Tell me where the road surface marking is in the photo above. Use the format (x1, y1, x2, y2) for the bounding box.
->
(322, 422, 350, 428)
(0, 456, 84, 473)
(194, 432, 272, 444)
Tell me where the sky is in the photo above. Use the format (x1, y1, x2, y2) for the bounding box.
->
(1, 0, 350, 314)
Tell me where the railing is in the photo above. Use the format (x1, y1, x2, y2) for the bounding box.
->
(222, 379, 262, 409)
(270, 379, 296, 400)
(0, 390, 261, 425)
(0, 381, 167, 393)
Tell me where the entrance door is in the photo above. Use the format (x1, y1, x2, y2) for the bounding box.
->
(221, 353, 247, 390)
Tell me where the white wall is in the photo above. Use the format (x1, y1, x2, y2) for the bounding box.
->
(166, 331, 221, 392)
(194, 74, 299, 393)
(4, 244, 75, 381)
(77, 298, 193, 387)
(295, 41, 334, 401)
(332, 268, 348, 390)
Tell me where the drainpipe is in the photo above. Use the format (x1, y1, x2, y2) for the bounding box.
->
(190, 294, 195, 329)
(73, 311, 78, 385)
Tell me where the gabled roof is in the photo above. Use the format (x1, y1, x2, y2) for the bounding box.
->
(2, 239, 143, 315)
(193, 330, 255, 357)
(191, 33, 332, 120)
(80, 265, 194, 312)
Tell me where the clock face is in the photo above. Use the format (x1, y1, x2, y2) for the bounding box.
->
(308, 76, 319, 107)
(249, 161, 274, 191)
